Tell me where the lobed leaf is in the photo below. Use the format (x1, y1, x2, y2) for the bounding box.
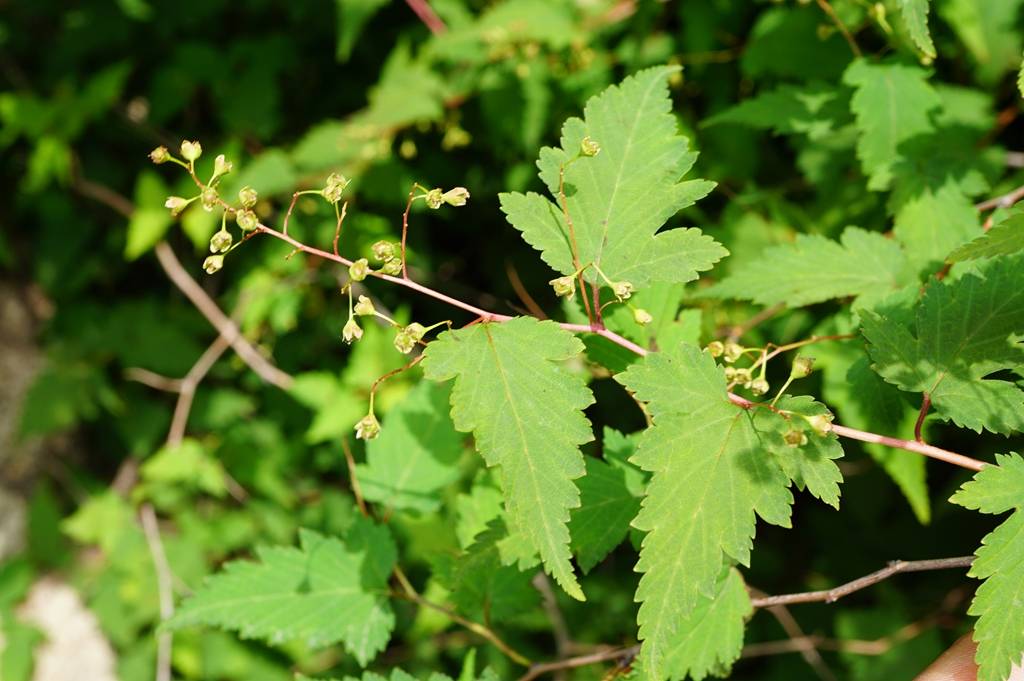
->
(947, 209, 1024, 262)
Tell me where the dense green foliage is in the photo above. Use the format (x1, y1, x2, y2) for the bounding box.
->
(3, 1, 1024, 680)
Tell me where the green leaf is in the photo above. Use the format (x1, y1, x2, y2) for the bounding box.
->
(421, 317, 594, 600)
(125, 170, 173, 260)
(662, 568, 752, 681)
(704, 83, 849, 141)
(499, 66, 726, 291)
(168, 519, 396, 665)
(939, 0, 1024, 85)
(898, 0, 936, 58)
(843, 60, 941, 191)
(950, 454, 1024, 681)
(616, 343, 793, 679)
(139, 438, 229, 499)
(705, 227, 912, 308)
(0, 611, 42, 681)
(570, 428, 646, 573)
(356, 381, 463, 513)
(862, 255, 1024, 434)
(335, 0, 390, 62)
(948, 209, 1024, 262)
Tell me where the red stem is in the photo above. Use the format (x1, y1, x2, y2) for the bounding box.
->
(914, 393, 931, 443)
(404, 0, 446, 34)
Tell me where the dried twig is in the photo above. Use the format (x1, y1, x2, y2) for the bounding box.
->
(140, 504, 174, 681)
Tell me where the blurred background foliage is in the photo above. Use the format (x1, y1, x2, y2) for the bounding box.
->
(1, 0, 1023, 679)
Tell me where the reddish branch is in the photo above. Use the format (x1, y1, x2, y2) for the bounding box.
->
(404, 0, 447, 35)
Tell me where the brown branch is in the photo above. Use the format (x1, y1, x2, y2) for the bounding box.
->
(815, 0, 861, 57)
(517, 646, 638, 681)
(341, 437, 368, 517)
(167, 335, 231, 447)
(532, 573, 572, 663)
(404, 0, 447, 34)
(751, 587, 837, 681)
(914, 393, 931, 443)
(124, 368, 183, 392)
(726, 303, 784, 341)
(749, 556, 974, 609)
(975, 183, 1024, 212)
(140, 504, 174, 681)
(506, 261, 548, 320)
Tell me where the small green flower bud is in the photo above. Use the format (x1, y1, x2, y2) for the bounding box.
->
(354, 295, 375, 317)
(442, 186, 470, 207)
(379, 259, 403, 276)
(213, 154, 233, 177)
(349, 258, 369, 282)
(724, 366, 737, 381)
(235, 208, 258, 232)
(203, 254, 224, 274)
(149, 146, 170, 164)
(322, 173, 350, 203)
(550, 275, 576, 300)
(806, 413, 834, 436)
(238, 186, 258, 208)
(784, 429, 808, 448)
(425, 188, 444, 209)
(371, 240, 396, 262)
(580, 136, 601, 157)
(790, 356, 815, 379)
(707, 341, 725, 358)
(723, 341, 743, 363)
(180, 140, 202, 162)
(354, 412, 380, 440)
(749, 377, 770, 396)
(404, 322, 427, 341)
(732, 367, 752, 385)
(210, 229, 232, 253)
(164, 196, 190, 217)
(633, 308, 653, 326)
(201, 186, 219, 212)
(342, 317, 363, 344)
(611, 281, 634, 300)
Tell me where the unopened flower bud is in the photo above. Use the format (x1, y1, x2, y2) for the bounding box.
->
(165, 196, 190, 216)
(550, 275, 576, 299)
(371, 240, 396, 262)
(806, 413, 834, 436)
(404, 322, 427, 341)
(342, 317, 363, 344)
(790, 356, 815, 379)
(442, 187, 470, 207)
(201, 186, 219, 212)
(724, 366, 738, 381)
(611, 281, 633, 300)
(323, 173, 349, 203)
(210, 230, 232, 253)
(707, 341, 725, 358)
(379, 259, 402, 276)
(633, 308, 653, 326)
(580, 136, 601, 157)
(354, 295, 375, 317)
(732, 367, 752, 385)
(354, 413, 380, 440)
(349, 258, 369, 282)
(149, 146, 170, 164)
(236, 208, 258, 232)
(784, 429, 808, 448)
(723, 341, 743, 363)
(238, 186, 258, 208)
(425, 188, 443, 209)
(749, 377, 770, 396)
(213, 154, 233, 177)
(203, 254, 224, 274)
(180, 140, 202, 162)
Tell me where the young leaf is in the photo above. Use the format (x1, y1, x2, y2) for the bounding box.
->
(421, 317, 594, 600)
(168, 519, 396, 665)
(862, 254, 1024, 434)
(950, 453, 1024, 681)
(947, 209, 1024, 262)
(703, 83, 850, 141)
(356, 381, 463, 513)
(616, 343, 793, 679)
(844, 60, 941, 190)
(662, 568, 752, 681)
(499, 66, 726, 290)
(569, 428, 646, 573)
(898, 0, 937, 59)
(705, 227, 912, 308)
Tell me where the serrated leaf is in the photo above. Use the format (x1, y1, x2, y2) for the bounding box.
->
(499, 66, 726, 292)
(168, 519, 396, 665)
(662, 568, 752, 681)
(948, 209, 1024, 262)
(125, 171, 172, 260)
(844, 60, 941, 191)
(950, 454, 1024, 681)
(421, 317, 594, 600)
(862, 255, 1024, 434)
(704, 83, 849, 141)
(335, 0, 389, 62)
(705, 227, 912, 308)
(898, 0, 936, 58)
(356, 381, 463, 513)
(616, 343, 792, 679)
(570, 428, 646, 573)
